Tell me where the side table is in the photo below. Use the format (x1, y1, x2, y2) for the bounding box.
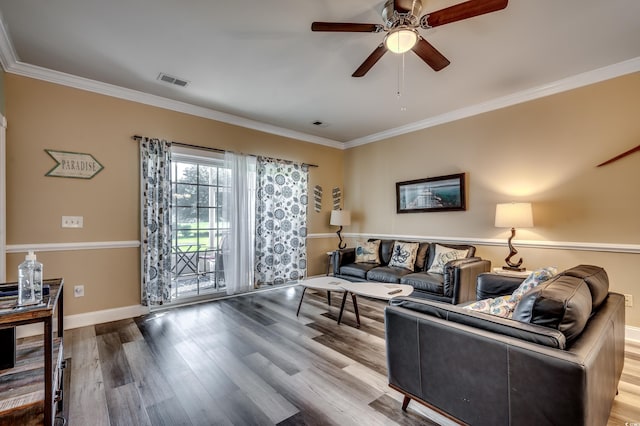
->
(491, 267, 531, 279)
(0, 278, 64, 426)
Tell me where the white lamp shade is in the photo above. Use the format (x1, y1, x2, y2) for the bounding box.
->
(384, 28, 418, 54)
(495, 203, 533, 228)
(330, 210, 351, 226)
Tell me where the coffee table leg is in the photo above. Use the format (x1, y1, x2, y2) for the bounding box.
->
(337, 291, 349, 325)
(296, 287, 307, 317)
(327, 291, 331, 306)
(351, 293, 361, 328)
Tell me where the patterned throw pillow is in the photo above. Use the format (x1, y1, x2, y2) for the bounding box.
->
(427, 244, 469, 274)
(388, 241, 419, 271)
(355, 240, 381, 264)
(464, 267, 558, 318)
(510, 267, 558, 300)
(464, 295, 514, 318)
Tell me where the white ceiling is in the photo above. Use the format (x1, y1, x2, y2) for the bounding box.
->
(0, 0, 639, 146)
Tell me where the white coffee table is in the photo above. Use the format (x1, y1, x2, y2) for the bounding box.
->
(337, 282, 414, 328)
(296, 276, 351, 317)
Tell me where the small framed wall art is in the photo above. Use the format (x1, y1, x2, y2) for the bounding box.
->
(396, 173, 466, 213)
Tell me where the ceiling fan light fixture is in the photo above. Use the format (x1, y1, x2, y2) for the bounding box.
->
(384, 28, 418, 54)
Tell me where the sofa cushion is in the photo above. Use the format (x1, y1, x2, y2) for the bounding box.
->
(355, 240, 381, 264)
(427, 244, 469, 274)
(560, 265, 609, 311)
(400, 272, 444, 295)
(339, 262, 378, 279)
(377, 239, 396, 265)
(367, 266, 413, 283)
(512, 275, 592, 342)
(414, 242, 430, 271)
(388, 241, 419, 271)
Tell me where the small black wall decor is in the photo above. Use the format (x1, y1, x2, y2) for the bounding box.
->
(396, 173, 466, 213)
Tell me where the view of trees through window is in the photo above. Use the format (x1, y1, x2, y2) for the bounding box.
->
(171, 156, 230, 300)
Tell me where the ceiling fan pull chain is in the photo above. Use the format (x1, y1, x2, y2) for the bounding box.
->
(397, 53, 402, 98)
(398, 53, 407, 112)
(402, 52, 406, 98)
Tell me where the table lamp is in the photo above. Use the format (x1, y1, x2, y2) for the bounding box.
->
(330, 210, 351, 250)
(495, 202, 533, 271)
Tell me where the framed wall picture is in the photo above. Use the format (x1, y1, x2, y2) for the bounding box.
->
(396, 173, 466, 213)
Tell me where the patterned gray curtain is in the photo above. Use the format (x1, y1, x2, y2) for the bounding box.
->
(140, 138, 172, 305)
(255, 157, 308, 285)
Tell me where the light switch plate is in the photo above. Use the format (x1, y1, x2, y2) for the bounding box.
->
(625, 294, 633, 307)
(62, 216, 83, 228)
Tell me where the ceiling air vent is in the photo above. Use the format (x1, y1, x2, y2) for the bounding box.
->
(157, 73, 189, 87)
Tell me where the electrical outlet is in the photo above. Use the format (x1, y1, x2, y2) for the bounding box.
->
(74, 285, 84, 298)
(62, 216, 83, 228)
(624, 294, 633, 307)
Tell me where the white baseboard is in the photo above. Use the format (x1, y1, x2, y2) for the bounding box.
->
(65, 304, 149, 330)
(626, 325, 640, 343)
(15, 304, 149, 338)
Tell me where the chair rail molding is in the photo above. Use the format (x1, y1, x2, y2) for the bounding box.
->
(6, 240, 141, 253)
(329, 233, 640, 255)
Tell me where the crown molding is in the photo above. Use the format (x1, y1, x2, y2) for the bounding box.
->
(345, 57, 640, 148)
(4, 60, 345, 149)
(0, 16, 343, 150)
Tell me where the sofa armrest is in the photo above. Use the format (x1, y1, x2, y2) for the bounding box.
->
(444, 257, 491, 304)
(332, 247, 355, 275)
(476, 273, 524, 300)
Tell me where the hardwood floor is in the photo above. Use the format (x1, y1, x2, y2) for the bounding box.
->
(60, 286, 640, 425)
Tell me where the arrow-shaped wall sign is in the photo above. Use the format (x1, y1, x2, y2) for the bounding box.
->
(45, 149, 104, 179)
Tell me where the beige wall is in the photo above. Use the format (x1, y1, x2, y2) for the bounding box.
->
(344, 73, 640, 327)
(5, 74, 344, 315)
(5, 71, 639, 328)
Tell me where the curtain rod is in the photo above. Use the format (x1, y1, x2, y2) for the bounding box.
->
(132, 135, 318, 168)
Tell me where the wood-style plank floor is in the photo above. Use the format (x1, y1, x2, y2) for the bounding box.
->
(60, 286, 640, 425)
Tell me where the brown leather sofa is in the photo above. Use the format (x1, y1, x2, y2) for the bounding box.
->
(332, 239, 491, 304)
(384, 265, 625, 425)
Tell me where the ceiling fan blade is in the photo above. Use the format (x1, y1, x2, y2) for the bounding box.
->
(311, 22, 383, 32)
(422, 0, 508, 28)
(352, 43, 387, 77)
(411, 37, 450, 71)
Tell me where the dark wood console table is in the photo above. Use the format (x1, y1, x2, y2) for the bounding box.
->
(0, 278, 64, 426)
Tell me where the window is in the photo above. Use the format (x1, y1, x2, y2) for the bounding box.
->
(170, 148, 229, 300)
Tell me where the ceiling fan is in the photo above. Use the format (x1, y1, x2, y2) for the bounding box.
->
(311, 0, 508, 77)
